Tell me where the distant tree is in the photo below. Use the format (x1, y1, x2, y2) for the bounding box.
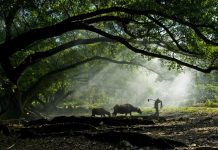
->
(194, 72, 218, 102)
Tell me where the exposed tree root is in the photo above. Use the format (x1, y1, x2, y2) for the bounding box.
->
(84, 131, 187, 149)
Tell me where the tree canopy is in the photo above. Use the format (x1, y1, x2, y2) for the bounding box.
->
(0, 0, 218, 118)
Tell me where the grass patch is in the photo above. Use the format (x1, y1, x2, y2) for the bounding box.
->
(142, 106, 218, 115)
(141, 107, 154, 115)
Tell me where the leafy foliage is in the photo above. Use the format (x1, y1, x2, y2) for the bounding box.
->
(194, 71, 218, 102)
(0, 0, 218, 118)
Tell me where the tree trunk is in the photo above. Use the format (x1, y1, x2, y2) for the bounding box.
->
(0, 89, 23, 119)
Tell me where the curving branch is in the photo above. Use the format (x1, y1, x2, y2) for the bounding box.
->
(192, 27, 218, 46)
(65, 7, 217, 30)
(22, 55, 158, 105)
(1, 7, 217, 58)
(146, 15, 200, 56)
(81, 24, 218, 73)
(0, 15, 128, 59)
(15, 37, 115, 79)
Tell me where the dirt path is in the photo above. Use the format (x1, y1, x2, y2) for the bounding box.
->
(139, 114, 218, 148)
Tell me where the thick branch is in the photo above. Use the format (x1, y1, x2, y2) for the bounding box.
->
(65, 7, 217, 30)
(82, 25, 218, 73)
(15, 37, 115, 78)
(0, 22, 81, 58)
(1, 7, 216, 59)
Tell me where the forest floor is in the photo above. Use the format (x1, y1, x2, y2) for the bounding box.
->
(0, 107, 218, 150)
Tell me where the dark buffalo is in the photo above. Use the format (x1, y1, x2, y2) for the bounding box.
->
(113, 104, 142, 116)
(91, 108, 111, 117)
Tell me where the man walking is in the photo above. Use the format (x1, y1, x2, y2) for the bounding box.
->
(148, 98, 163, 117)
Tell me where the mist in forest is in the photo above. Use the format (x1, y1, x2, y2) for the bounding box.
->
(69, 58, 196, 109)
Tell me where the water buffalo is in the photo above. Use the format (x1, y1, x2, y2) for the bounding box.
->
(91, 108, 111, 117)
(112, 104, 142, 116)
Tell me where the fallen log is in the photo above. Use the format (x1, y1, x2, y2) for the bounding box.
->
(25, 116, 155, 127)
